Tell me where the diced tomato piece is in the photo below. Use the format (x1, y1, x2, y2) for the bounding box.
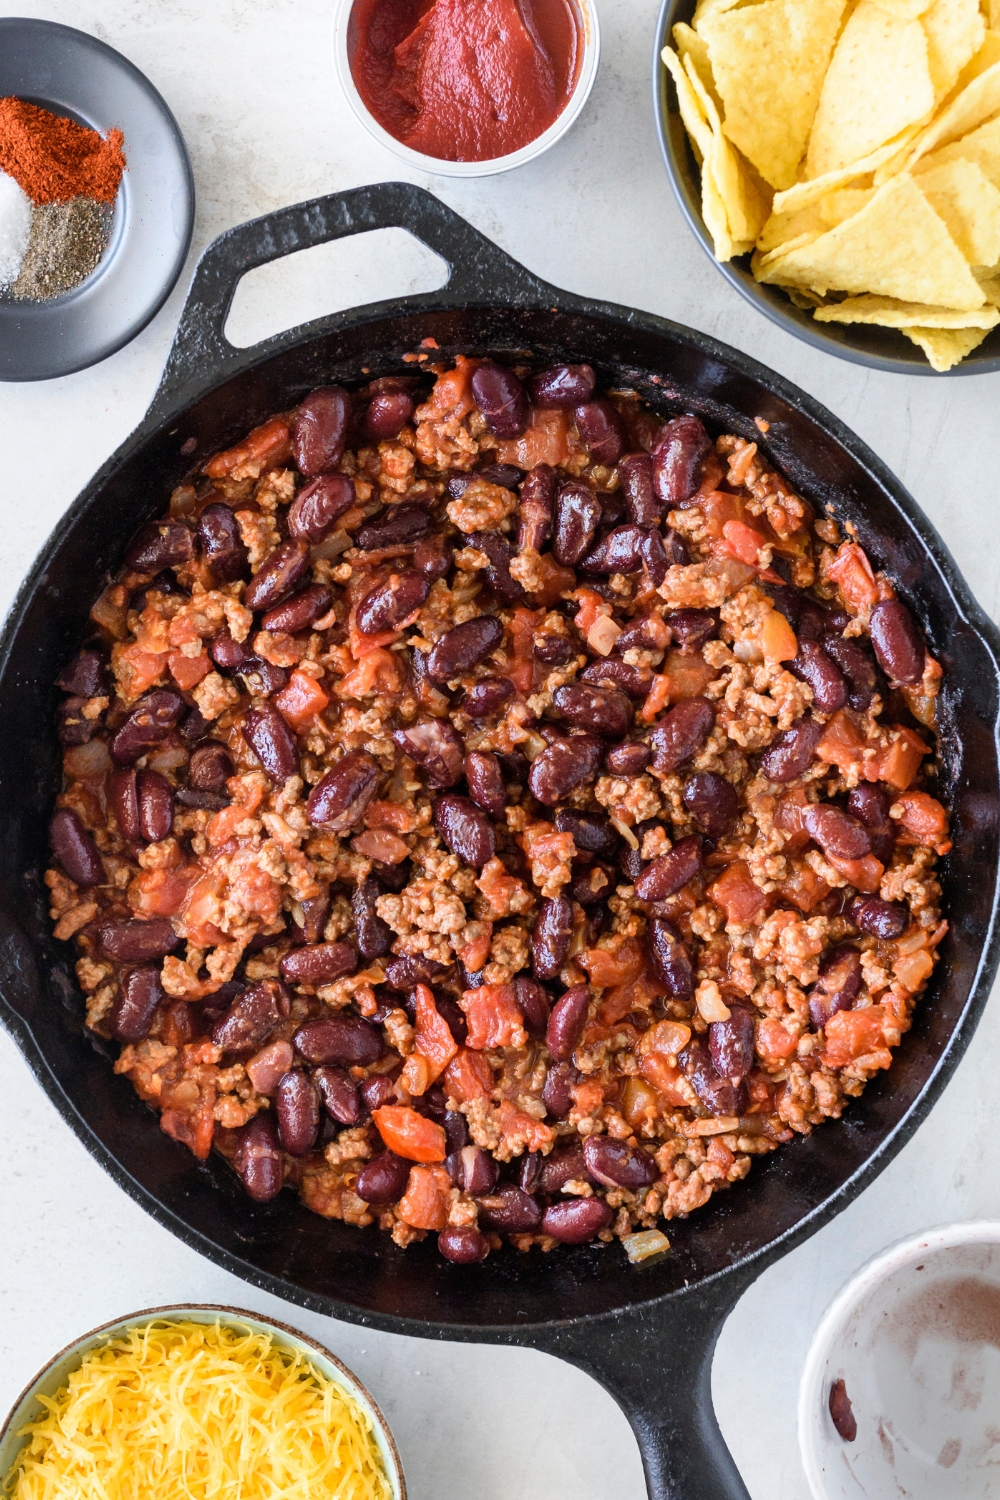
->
(745, 1069, 775, 1111)
(827, 542, 879, 615)
(893, 791, 949, 849)
(699, 490, 744, 539)
(161, 999, 195, 1048)
(400, 985, 458, 1096)
(760, 608, 798, 662)
(523, 551, 576, 605)
(778, 857, 831, 913)
(826, 852, 884, 893)
(335, 647, 401, 699)
(579, 941, 644, 990)
(641, 672, 671, 723)
(204, 416, 292, 479)
(893, 949, 934, 992)
(508, 605, 543, 693)
(496, 406, 570, 469)
(442, 1047, 493, 1103)
(569, 1078, 606, 1116)
(373, 1105, 447, 1163)
(573, 589, 607, 639)
(817, 710, 867, 774)
(415, 355, 478, 422)
(720, 519, 768, 566)
(639, 1051, 694, 1107)
(756, 1017, 797, 1061)
(116, 644, 168, 699)
(876, 727, 929, 791)
(598, 973, 663, 1025)
(709, 861, 769, 924)
(275, 669, 330, 731)
(456, 922, 492, 972)
(206, 804, 250, 848)
(397, 1164, 452, 1229)
(364, 800, 418, 833)
(351, 829, 410, 864)
(160, 1101, 215, 1160)
(823, 1005, 889, 1068)
(129, 868, 194, 918)
(168, 650, 211, 691)
(498, 1100, 553, 1152)
(459, 984, 527, 1050)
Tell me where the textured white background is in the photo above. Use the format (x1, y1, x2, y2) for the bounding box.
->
(3, 2, 1000, 1496)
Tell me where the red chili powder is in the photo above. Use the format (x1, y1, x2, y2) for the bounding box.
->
(0, 97, 126, 205)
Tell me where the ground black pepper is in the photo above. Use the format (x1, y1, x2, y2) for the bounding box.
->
(12, 196, 111, 301)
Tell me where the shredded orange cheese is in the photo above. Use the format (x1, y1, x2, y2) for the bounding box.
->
(4, 1320, 393, 1500)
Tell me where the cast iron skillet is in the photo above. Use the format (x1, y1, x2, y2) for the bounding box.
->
(2, 183, 999, 1500)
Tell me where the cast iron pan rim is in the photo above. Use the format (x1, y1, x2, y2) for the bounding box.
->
(650, 0, 1000, 378)
(4, 241, 1000, 1333)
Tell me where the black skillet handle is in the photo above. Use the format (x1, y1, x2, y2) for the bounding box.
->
(526, 1264, 759, 1499)
(149, 182, 550, 421)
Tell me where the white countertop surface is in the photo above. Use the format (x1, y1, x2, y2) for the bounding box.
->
(3, 3, 1000, 1496)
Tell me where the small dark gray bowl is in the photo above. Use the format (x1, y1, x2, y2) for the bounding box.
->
(652, 0, 1000, 376)
(0, 18, 194, 382)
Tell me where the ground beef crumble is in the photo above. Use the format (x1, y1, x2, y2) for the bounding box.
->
(46, 357, 950, 1266)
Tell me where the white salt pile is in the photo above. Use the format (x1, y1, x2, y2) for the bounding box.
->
(0, 169, 33, 289)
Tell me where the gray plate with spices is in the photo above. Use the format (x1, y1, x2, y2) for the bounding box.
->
(0, 18, 194, 381)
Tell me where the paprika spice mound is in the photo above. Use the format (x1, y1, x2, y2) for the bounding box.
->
(0, 97, 126, 205)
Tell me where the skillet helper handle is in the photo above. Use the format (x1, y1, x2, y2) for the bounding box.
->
(152, 181, 548, 416)
(529, 1271, 757, 1500)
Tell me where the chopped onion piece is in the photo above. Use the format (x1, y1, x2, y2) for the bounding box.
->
(623, 1230, 671, 1264)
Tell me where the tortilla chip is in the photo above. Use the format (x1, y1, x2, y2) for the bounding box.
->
(682, 53, 772, 246)
(755, 172, 986, 305)
(868, 0, 932, 16)
(814, 293, 1000, 325)
(915, 157, 1000, 263)
(772, 129, 921, 214)
(976, 266, 1000, 303)
(915, 113, 1000, 188)
(757, 205, 831, 252)
(988, 2, 1000, 30)
(663, 48, 743, 258)
(902, 58, 1000, 169)
(900, 324, 991, 365)
(692, 0, 754, 26)
(786, 287, 830, 308)
(921, 0, 985, 98)
(806, 1, 935, 177)
(673, 22, 723, 112)
(697, 0, 847, 190)
(662, 45, 714, 163)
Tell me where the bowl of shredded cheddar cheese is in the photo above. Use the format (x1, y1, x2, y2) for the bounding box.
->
(0, 1305, 403, 1500)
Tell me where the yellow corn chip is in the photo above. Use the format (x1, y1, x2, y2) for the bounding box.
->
(682, 53, 772, 246)
(914, 111, 1000, 186)
(755, 172, 986, 305)
(772, 129, 921, 213)
(900, 324, 991, 365)
(902, 58, 1000, 168)
(787, 287, 830, 308)
(952, 27, 1000, 84)
(663, 48, 742, 258)
(697, 0, 847, 190)
(673, 22, 724, 112)
(868, 0, 933, 16)
(755, 232, 827, 269)
(988, 2, 1000, 29)
(818, 187, 878, 224)
(662, 46, 713, 163)
(806, 0, 935, 178)
(692, 0, 753, 26)
(976, 266, 1000, 302)
(814, 293, 1000, 324)
(757, 205, 831, 252)
(915, 157, 1000, 262)
(922, 0, 985, 98)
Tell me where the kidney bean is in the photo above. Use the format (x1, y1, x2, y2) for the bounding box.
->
(110, 690, 185, 765)
(392, 718, 463, 788)
(615, 452, 657, 526)
(552, 682, 632, 738)
(803, 804, 871, 861)
(652, 415, 711, 506)
(541, 1058, 578, 1118)
(466, 529, 524, 603)
(462, 751, 504, 821)
(507, 975, 548, 1038)
(808, 945, 862, 1029)
(635, 836, 703, 902)
(233, 1113, 284, 1202)
(583, 1136, 658, 1190)
(100, 918, 178, 962)
(822, 633, 880, 711)
(445, 1143, 499, 1197)
(356, 570, 429, 635)
(851, 895, 909, 939)
(478, 1185, 542, 1233)
(605, 741, 652, 775)
(294, 1015, 382, 1067)
(356, 503, 430, 552)
(188, 742, 233, 794)
(517, 463, 556, 551)
(129, 570, 189, 614)
(280, 942, 357, 987)
(537, 1143, 588, 1193)
(410, 533, 451, 581)
(363, 389, 414, 440)
(847, 784, 891, 827)
(56, 647, 107, 697)
(243, 539, 311, 614)
(580, 524, 647, 576)
(529, 363, 596, 408)
(383, 956, 447, 991)
(760, 715, 824, 783)
(242, 703, 299, 782)
(136, 770, 173, 843)
(829, 1378, 857, 1443)
(275, 1070, 320, 1156)
(553, 810, 618, 858)
(245, 1039, 295, 1095)
(211, 979, 290, 1051)
(546, 984, 590, 1061)
(469, 362, 528, 439)
(352, 876, 393, 960)
(580, 661, 651, 703)
(553, 481, 602, 567)
(528, 735, 603, 805)
(261, 583, 332, 635)
(463, 676, 515, 722)
(869, 600, 925, 685)
(542, 1196, 613, 1243)
(439, 1110, 467, 1154)
(286, 892, 329, 950)
(56, 698, 97, 747)
(48, 807, 102, 887)
(709, 1003, 755, 1082)
(314, 1066, 362, 1125)
(790, 641, 847, 714)
(307, 749, 379, 830)
(434, 794, 495, 868)
(438, 1226, 489, 1264)
(530, 896, 573, 982)
(647, 917, 694, 1000)
(571, 861, 614, 906)
(667, 610, 718, 654)
(683, 771, 739, 838)
(124, 519, 195, 573)
(358, 1076, 397, 1117)
(428, 616, 503, 684)
(356, 1151, 410, 1204)
(108, 768, 140, 841)
(680, 1038, 747, 1116)
(287, 474, 355, 543)
(198, 503, 249, 582)
(650, 698, 715, 774)
(575, 398, 627, 465)
(241, 657, 292, 698)
(180, 706, 210, 743)
(208, 631, 246, 673)
(108, 966, 164, 1042)
(292, 385, 351, 475)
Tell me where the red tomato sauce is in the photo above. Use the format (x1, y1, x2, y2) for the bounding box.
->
(348, 0, 582, 162)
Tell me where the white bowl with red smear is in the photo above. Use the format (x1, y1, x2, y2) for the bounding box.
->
(799, 1222, 1000, 1500)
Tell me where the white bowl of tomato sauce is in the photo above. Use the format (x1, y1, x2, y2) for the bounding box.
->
(334, 0, 600, 177)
